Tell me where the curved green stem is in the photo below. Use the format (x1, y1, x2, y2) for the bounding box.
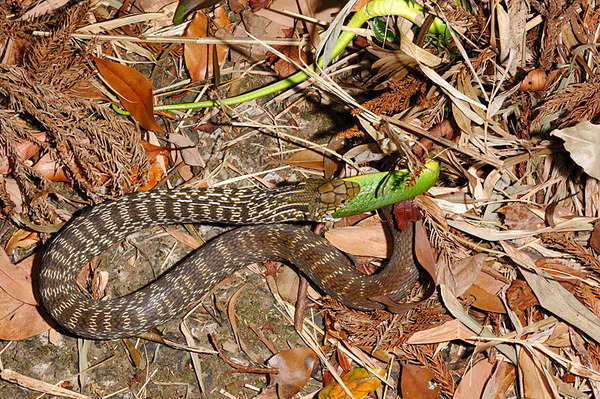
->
(113, 0, 447, 116)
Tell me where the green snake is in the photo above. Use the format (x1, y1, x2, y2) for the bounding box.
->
(38, 160, 439, 339)
(113, 0, 447, 115)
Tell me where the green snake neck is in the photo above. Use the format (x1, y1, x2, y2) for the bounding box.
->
(113, 0, 447, 116)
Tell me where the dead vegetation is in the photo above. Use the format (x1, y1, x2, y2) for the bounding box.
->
(0, 0, 599, 397)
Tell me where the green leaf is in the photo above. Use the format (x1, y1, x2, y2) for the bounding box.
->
(173, 0, 222, 25)
(373, 17, 396, 43)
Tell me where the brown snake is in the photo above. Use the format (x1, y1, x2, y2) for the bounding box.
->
(38, 180, 419, 340)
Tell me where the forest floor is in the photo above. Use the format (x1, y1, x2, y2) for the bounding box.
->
(0, 0, 599, 398)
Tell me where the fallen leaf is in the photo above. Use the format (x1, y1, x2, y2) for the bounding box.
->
(0, 133, 44, 174)
(184, 8, 231, 83)
(173, 0, 221, 25)
(31, 152, 69, 182)
(0, 299, 51, 340)
(267, 347, 318, 399)
(255, 0, 342, 30)
(5, 229, 38, 255)
(481, 360, 517, 399)
(400, 363, 439, 399)
(551, 121, 600, 179)
(0, 254, 37, 305)
(462, 267, 509, 313)
(229, 0, 247, 13)
(3, 178, 23, 214)
(519, 346, 559, 398)
(163, 227, 203, 249)
(324, 223, 390, 258)
(591, 221, 600, 252)
(18, 0, 69, 21)
(545, 322, 571, 347)
(266, 264, 300, 304)
(135, 162, 166, 191)
(497, 203, 545, 231)
(269, 45, 310, 78)
(437, 253, 487, 297)
(283, 149, 325, 170)
(453, 359, 495, 399)
(0, 37, 33, 67)
(319, 368, 386, 399)
(502, 241, 600, 345)
(166, 133, 204, 167)
(407, 319, 479, 345)
(184, 12, 210, 82)
(91, 56, 164, 132)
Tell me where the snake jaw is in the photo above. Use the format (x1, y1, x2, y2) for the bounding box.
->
(306, 179, 361, 221)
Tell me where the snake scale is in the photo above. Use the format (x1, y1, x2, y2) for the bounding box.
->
(39, 161, 439, 339)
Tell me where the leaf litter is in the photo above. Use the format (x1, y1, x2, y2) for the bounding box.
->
(0, 0, 600, 398)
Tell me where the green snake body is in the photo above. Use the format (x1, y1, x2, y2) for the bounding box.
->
(113, 0, 446, 115)
(39, 162, 438, 339)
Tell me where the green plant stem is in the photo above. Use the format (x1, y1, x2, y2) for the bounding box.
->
(113, 0, 447, 116)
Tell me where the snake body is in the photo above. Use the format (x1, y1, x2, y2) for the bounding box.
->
(39, 162, 439, 339)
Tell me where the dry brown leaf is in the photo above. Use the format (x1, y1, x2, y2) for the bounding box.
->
(229, 0, 247, 13)
(5, 229, 39, 255)
(503, 241, 600, 345)
(174, 0, 222, 25)
(255, 0, 342, 29)
(185, 12, 210, 82)
(0, 254, 37, 306)
(462, 267, 509, 313)
(0, 133, 44, 174)
(269, 45, 310, 78)
(497, 203, 545, 231)
(31, 152, 69, 182)
(184, 8, 231, 83)
(400, 363, 439, 399)
(283, 149, 325, 170)
(519, 347, 559, 398)
(163, 227, 203, 249)
(91, 56, 164, 132)
(453, 359, 495, 399)
(19, 0, 69, 21)
(136, 162, 166, 191)
(436, 253, 487, 297)
(166, 133, 204, 167)
(1, 37, 33, 67)
(267, 347, 318, 399)
(336, 347, 352, 371)
(407, 319, 479, 345)
(3, 178, 23, 214)
(266, 265, 300, 304)
(551, 121, 600, 179)
(591, 221, 600, 252)
(483, 361, 517, 398)
(0, 300, 51, 340)
(545, 322, 571, 347)
(324, 224, 389, 258)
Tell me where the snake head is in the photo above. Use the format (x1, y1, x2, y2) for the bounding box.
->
(305, 178, 361, 221)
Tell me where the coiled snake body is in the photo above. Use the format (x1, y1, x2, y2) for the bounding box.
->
(39, 162, 439, 339)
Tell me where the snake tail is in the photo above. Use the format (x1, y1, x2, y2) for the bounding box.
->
(113, 0, 447, 115)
